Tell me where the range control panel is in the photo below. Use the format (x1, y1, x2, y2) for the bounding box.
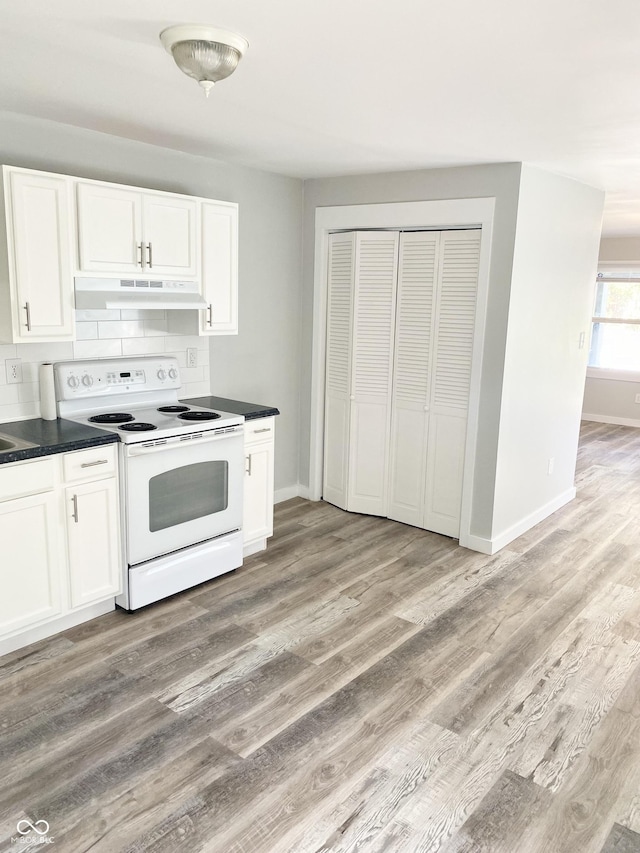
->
(54, 356, 181, 400)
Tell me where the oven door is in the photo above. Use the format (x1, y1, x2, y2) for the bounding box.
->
(124, 426, 244, 566)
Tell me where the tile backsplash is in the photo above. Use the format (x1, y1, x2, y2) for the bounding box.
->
(0, 309, 210, 423)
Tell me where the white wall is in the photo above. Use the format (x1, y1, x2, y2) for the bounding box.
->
(0, 111, 303, 492)
(492, 165, 604, 543)
(582, 236, 640, 426)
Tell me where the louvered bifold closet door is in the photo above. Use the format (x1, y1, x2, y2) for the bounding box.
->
(323, 233, 355, 509)
(347, 231, 399, 515)
(424, 229, 481, 537)
(387, 232, 439, 526)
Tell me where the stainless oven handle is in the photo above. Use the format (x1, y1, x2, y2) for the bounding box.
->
(126, 427, 243, 456)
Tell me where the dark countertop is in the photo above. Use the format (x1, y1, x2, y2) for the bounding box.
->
(181, 396, 280, 421)
(0, 418, 119, 466)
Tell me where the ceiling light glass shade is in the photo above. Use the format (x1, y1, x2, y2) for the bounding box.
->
(160, 25, 248, 97)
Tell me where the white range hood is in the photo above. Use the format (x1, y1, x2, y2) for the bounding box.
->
(74, 277, 207, 310)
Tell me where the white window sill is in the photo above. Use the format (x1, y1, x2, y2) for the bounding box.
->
(586, 367, 640, 382)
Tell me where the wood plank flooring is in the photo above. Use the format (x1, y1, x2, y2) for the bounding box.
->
(3, 420, 640, 852)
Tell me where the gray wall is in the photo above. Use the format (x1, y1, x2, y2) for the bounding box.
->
(302, 163, 522, 538)
(0, 111, 304, 492)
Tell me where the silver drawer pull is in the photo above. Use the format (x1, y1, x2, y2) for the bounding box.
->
(24, 302, 32, 331)
(80, 459, 109, 468)
(246, 454, 252, 476)
(252, 428, 271, 434)
(72, 494, 79, 523)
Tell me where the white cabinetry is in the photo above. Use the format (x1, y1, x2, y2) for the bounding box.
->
(201, 201, 238, 334)
(243, 417, 275, 556)
(64, 445, 121, 608)
(0, 457, 62, 636)
(0, 444, 122, 656)
(0, 166, 75, 343)
(323, 229, 481, 539)
(76, 182, 197, 278)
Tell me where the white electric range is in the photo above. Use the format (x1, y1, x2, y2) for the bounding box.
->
(54, 356, 245, 610)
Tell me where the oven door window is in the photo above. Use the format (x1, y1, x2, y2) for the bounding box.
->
(148, 461, 228, 532)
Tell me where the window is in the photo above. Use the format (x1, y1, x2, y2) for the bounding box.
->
(589, 275, 640, 374)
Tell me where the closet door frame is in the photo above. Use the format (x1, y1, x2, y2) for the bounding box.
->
(310, 198, 495, 551)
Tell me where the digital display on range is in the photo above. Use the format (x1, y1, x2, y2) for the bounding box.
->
(120, 372, 131, 378)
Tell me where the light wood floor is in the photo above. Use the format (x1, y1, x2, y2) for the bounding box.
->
(3, 421, 640, 853)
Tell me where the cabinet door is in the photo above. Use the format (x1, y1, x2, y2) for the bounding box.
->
(6, 169, 74, 341)
(66, 477, 121, 607)
(424, 230, 481, 538)
(0, 491, 62, 635)
(77, 182, 143, 272)
(200, 201, 238, 334)
(387, 232, 439, 527)
(143, 194, 197, 277)
(347, 232, 399, 516)
(244, 438, 275, 544)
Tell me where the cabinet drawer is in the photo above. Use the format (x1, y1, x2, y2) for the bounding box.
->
(63, 444, 117, 482)
(245, 418, 274, 444)
(0, 457, 56, 502)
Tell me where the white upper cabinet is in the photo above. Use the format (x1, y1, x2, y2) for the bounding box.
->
(0, 166, 75, 342)
(77, 182, 197, 278)
(200, 200, 238, 334)
(76, 183, 142, 272)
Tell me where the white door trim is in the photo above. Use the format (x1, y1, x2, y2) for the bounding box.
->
(309, 197, 495, 547)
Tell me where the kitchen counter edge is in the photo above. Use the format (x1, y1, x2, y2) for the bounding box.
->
(181, 396, 280, 421)
(0, 418, 119, 466)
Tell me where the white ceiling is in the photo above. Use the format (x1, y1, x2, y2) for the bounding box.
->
(1, 0, 639, 235)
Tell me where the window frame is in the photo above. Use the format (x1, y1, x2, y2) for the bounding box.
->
(587, 271, 640, 381)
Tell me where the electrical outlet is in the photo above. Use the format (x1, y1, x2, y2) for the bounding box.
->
(6, 358, 22, 384)
(187, 347, 198, 368)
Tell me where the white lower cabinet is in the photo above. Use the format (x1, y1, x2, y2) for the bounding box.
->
(0, 445, 121, 656)
(66, 477, 120, 608)
(243, 418, 275, 556)
(0, 490, 63, 636)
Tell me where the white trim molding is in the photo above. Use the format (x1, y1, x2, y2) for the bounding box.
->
(309, 197, 496, 550)
(463, 487, 576, 556)
(582, 413, 640, 429)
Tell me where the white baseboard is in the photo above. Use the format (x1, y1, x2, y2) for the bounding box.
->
(0, 599, 115, 657)
(582, 413, 640, 428)
(274, 484, 312, 504)
(461, 487, 576, 556)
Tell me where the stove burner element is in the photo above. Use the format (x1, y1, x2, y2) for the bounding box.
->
(157, 406, 190, 413)
(177, 411, 221, 421)
(89, 412, 134, 424)
(118, 422, 158, 432)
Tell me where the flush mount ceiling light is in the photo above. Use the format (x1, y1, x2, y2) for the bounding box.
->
(160, 24, 248, 97)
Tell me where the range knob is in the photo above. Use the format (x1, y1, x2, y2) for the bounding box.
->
(67, 375, 79, 389)
(81, 374, 94, 387)
(157, 368, 167, 381)
(168, 367, 178, 380)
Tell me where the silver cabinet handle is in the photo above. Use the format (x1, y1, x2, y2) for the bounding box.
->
(137, 242, 144, 268)
(80, 459, 108, 468)
(246, 454, 252, 476)
(72, 494, 79, 523)
(207, 304, 213, 327)
(147, 242, 153, 268)
(24, 302, 31, 331)
(253, 428, 271, 434)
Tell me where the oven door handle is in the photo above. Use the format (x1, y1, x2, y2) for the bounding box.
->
(126, 427, 243, 456)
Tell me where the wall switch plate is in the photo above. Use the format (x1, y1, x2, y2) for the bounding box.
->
(635, 394, 640, 404)
(186, 347, 198, 368)
(547, 457, 555, 475)
(6, 358, 22, 384)
(578, 331, 586, 349)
